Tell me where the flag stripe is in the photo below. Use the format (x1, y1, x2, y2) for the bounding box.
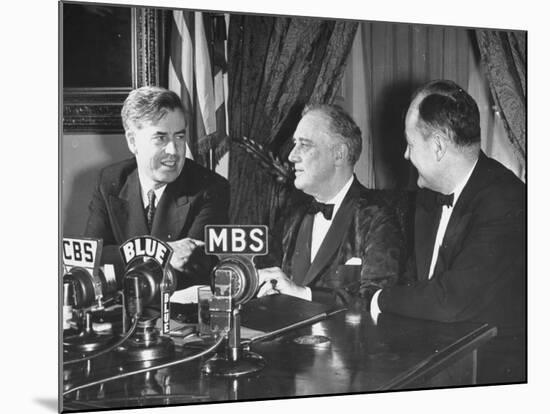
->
(195, 12, 216, 136)
(168, 11, 230, 168)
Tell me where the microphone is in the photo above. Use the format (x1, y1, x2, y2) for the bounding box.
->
(123, 257, 176, 318)
(116, 236, 177, 362)
(63, 265, 118, 310)
(201, 225, 268, 377)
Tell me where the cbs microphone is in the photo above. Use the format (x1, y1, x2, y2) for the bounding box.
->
(62, 237, 120, 353)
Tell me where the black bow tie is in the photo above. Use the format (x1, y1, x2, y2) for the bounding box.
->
(435, 192, 454, 207)
(308, 200, 335, 220)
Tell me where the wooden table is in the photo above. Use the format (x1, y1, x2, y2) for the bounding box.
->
(62, 309, 497, 411)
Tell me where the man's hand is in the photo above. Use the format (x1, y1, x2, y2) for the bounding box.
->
(167, 238, 205, 272)
(257, 267, 310, 300)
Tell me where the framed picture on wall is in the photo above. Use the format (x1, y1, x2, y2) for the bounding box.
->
(62, 3, 165, 133)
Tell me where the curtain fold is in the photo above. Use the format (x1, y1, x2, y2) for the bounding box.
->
(227, 15, 358, 225)
(467, 40, 525, 181)
(340, 25, 375, 189)
(475, 30, 526, 173)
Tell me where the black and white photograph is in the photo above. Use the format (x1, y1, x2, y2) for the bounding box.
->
(5, 0, 547, 413)
(59, 0, 529, 411)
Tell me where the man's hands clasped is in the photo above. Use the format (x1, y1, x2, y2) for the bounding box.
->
(257, 267, 310, 300)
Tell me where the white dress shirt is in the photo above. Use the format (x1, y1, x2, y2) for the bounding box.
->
(311, 175, 354, 260)
(138, 172, 167, 210)
(370, 159, 478, 321)
(299, 176, 354, 301)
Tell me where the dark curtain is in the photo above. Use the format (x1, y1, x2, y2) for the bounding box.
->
(227, 15, 358, 225)
(475, 30, 526, 170)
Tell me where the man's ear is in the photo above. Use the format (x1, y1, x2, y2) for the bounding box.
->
(125, 131, 137, 155)
(433, 132, 448, 162)
(333, 142, 348, 165)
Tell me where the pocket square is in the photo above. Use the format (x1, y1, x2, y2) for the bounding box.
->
(345, 257, 362, 265)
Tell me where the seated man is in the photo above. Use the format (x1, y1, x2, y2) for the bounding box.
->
(85, 86, 229, 289)
(369, 80, 526, 383)
(257, 104, 405, 306)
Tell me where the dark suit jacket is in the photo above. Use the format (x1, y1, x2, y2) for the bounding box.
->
(379, 152, 526, 333)
(85, 157, 230, 289)
(264, 178, 405, 307)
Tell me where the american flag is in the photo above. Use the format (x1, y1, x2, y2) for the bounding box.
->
(168, 11, 229, 169)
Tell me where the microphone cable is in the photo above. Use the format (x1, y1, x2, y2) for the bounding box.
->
(63, 316, 140, 366)
(63, 333, 225, 396)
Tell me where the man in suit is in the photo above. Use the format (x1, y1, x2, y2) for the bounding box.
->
(85, 86, 229, 289)
(257, 104, 405, 306)
(369, 80, 525, 383)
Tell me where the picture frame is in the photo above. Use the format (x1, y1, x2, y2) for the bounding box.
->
(62, 5, 165, 133)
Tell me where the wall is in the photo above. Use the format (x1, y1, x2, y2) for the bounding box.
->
(62, 133, 130, 237)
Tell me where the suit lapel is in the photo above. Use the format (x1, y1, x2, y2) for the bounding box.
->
(110, 170, 149, 240)
(433, 153, 489, 274)
(107, 161, 198, 243)
(302, 180, 359, 286)
(282, 204, 309, 276)
(289, 213, 314, 286)
(151, 184, 191, 240)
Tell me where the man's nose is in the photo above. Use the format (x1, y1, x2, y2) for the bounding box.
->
(404, 145, 410, 160)
(288, 146, 300, 163)
(165, 139, 177, 155)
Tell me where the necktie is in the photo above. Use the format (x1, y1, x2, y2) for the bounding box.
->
(435, 192, 454, 208)
(308, 200, 335, 220)
(146, 189, 156, 231)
